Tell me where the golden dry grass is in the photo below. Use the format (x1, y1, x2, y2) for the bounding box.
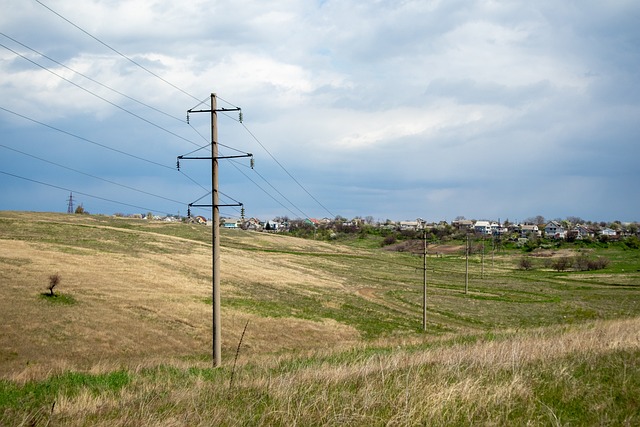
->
(0, 212, 359, 381)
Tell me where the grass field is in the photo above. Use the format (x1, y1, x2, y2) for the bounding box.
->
(1, 211, 639, 425)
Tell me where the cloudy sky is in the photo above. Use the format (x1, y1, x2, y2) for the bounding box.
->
(1, 0, 639, 223)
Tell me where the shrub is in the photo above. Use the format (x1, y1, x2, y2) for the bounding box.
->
(587, 257, 610, 271)
(551, 257, 572, 272)
(518, 257, 533, 270)
(574, 253, 590, 271)
(382, 234, 397, 246)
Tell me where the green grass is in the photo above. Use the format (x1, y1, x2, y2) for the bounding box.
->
(39, 292, 77, 305)
(0, 371, 130, 424)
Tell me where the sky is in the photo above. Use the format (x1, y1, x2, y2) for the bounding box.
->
(1, 0, 639, 223)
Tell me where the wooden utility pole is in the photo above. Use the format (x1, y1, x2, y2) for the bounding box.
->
(465, 234, 469, 294)
(181, 93, 247, 368)
(211, 94, 221, 367)
(481, 234, 485, 279)
(422, 223, 427, 331)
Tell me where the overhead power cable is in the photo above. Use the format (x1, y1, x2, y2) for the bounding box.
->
(31, 1, 336, 219)
(1, 106, 213, 206)
(0, 106, 174, 170)
(0, 169, 164, 214)
(0, 143, 186, 205)
(34, 0, 200, 102)
(228, 157, 310, 219)
(0, 42, 203, 149)
(0, 32, 183, 124)
(226, 159, 300, 219)
(239, 122, 335, 218)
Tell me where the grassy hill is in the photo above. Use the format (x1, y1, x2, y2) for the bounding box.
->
(1, 211, 639, 425)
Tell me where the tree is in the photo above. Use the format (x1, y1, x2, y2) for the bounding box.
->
(47, 273, 60, 296)
(74, 204, 85, 214)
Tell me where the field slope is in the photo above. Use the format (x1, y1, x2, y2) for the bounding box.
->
(1, 211, 639, 425)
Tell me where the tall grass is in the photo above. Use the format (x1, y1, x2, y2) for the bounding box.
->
(2, 318, 638, 426)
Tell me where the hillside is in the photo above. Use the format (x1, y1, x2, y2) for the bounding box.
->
(1, 211, 639, 425)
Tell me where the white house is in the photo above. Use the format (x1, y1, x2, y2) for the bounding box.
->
(545, 221, 566, 239)
(474, 220, 492, 235)
(600, 228, 618, 237)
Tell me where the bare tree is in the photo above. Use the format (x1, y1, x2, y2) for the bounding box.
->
(48, 273, 60, 296)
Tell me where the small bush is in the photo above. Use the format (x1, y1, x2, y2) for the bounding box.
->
(382, 234, 397, 246)
(518, 257, 533, 270)
(586, 257, 610, 271)
(574, 253, 591, 271)
(552, 257, 572, 272)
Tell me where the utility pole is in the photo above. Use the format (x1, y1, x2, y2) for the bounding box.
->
(422, 222, 427, 332)
(481, 234, 485, 279)
(417, 218, 427, 331)
(179, 93, 250, 367)
(465, 233, 469, 294)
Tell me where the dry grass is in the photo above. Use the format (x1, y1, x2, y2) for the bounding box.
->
(0, 212, 359, 380)
(5, 317, 636, 426)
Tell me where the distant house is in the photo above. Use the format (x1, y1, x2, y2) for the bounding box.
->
(573, 224, 595, 239)
(452, 219, 474, 231)
(399, 221, 420, 230)
(222, 219, 238, 229)
(600, 228, 618, 237)
(305, 218, 320, 226)
(244, 218, 262, 231)
(474, 221, 492, 235)
(544, 221, 566, 239)
(520, 224, 541, 238)
(264, 220, 279, 231)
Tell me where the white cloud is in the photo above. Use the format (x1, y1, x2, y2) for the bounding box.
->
(0, 0, 639, 221)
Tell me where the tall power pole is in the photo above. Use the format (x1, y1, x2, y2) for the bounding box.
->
(180, 93, 248, 367)
(211, 94, 221, 367)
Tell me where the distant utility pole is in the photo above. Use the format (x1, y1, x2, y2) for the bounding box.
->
(422, 222, 427, 332)
(481, 234, 485, 279)
(465, 233, 469, 295)
(178, 93, 250, 368)
(67, 192, 74, 214)
(417, 218, 427, 331)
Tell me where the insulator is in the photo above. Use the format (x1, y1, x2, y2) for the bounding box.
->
(250, 158, 255, 169)
(239, 111, 243, 123)
(176, 159, 180, 170)
(187, 206, 191, 217)
(186, 113, 190, 124)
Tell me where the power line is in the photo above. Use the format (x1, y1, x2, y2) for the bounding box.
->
(0, 106, 174, 171)
(0, 169, 165, 214)
(0, 42, 203, 149)
(240, 122, 335, 218)
(0, 106, 213, 206)
(226, 159, 300, 219)
(0, 143, 186, 206)
(23, 1, 337, 219)
(34, 0, 200, 102)
(0, 32, 184, 124)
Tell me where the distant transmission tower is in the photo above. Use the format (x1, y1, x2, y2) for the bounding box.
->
(66, 192, 74, 214)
